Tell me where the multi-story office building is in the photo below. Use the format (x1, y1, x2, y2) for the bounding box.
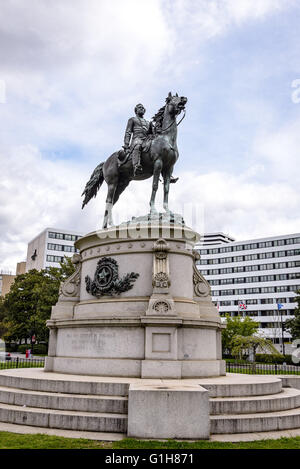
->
(196, 233, 300, 350)
(199, 232, 235, 246)
(0, 263, 26, 297)
(26, 228, 83, 271)
(0, 271, 15, 297)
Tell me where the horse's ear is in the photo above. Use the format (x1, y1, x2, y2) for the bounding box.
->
(166, 91, 172, 102)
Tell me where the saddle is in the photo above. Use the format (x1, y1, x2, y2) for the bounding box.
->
(117, 136, 153, 167)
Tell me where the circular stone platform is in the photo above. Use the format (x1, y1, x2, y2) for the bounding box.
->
(0, 369, 300, 441)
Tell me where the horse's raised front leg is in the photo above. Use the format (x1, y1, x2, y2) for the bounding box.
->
(150, 159, 162, 215)
(103, 183, 116, 229)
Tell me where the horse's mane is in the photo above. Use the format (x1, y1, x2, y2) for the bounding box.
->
(151, 105, 166, 133)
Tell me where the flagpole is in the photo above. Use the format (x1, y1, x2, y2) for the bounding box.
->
(277, 303, 285, 355)
(279, 305, 285, 356)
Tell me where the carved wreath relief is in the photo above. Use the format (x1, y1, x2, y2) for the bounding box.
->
(85, 257, 139, 297)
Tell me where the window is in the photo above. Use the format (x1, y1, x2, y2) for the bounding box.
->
(47, 243, 63, 251)
(64, 245, 75, 253)
(46, 255, 64, 263)
(274, 251, 286, 258)
(276, 274, 288, 281)
(231, 267, 241, 273)
(234, 277, 245, 284)
(275, 263, 286, 269)
(210, 280, 219, 286)
(261, 298, 274, 304)
(220, 300, 232, 306)
(233, 245, 243, 251)
(234, 256, 243, 262)
(246, 299, 258, 305)
(276, 298, 287, 304)
(220, 290, 234, 296)
(274, 239, 285, 246)
(246, 276, 260, 283)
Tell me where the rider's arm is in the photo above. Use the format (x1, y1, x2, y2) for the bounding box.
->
(124, 118, 134, 148)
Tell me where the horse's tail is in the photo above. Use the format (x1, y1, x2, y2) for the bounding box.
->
(81, 161, 105, 209)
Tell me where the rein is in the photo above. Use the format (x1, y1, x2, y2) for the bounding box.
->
(159, 109, 186, 133)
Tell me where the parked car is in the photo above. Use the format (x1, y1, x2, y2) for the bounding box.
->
(0, 352, 11, 361)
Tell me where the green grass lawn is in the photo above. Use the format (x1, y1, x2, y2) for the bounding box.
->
(0, 432, 300, 449)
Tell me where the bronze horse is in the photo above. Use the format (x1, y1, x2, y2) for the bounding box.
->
(81, 92, 187, 228)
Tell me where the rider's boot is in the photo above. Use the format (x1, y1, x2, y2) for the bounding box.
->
(132, 147, 143, 176)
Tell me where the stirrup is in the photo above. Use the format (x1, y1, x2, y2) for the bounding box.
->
(134, 164, 143, 175)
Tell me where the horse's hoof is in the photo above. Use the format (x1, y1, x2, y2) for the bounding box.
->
(170, 177, 179, 184)
(164, 209, 174, 218)
(149, 209, 159, 218)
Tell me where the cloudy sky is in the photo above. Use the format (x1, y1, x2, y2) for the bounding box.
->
(1, 0, 300, 271)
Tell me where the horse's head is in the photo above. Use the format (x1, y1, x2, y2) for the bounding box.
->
(165, 92, 187, 117)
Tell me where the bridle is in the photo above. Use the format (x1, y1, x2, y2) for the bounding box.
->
(159, 105, 186, 133)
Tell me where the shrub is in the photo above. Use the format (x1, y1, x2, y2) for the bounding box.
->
(17, 344, 48, 355)
(255, 353, 293, 364)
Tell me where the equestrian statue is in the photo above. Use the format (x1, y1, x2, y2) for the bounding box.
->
(81, 92, 187, 229)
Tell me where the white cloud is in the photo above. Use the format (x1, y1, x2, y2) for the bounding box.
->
(254, 118, 300, 181)
(162, 0, 295, 40)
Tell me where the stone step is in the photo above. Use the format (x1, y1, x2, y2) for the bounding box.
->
(0, 421, 126, 441)
(210, 388, 300, 415)
(210, 406, 300, 434)
(0, 371, 129, 396)
(0, 402, 127, 433)
(201, 374, 282, 397)
(0, 386, 128, 414)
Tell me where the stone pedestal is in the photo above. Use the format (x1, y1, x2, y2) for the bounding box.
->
(127, 384, 210, 439)
(45, 216, 225, 378)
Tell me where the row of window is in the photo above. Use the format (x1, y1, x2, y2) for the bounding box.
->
(46, 255, 64, 263)
(198, 249, 300, 265)
(218, 298, 296, 306)
(220, 311, 294, 318)
(199, 261, 300, 275)
(47, 243, 78, 253)
(48, 231, 81, 241)
(209, 272, 300, 286)
(212, 285, 300, 296)
(199, 237, 300, 255)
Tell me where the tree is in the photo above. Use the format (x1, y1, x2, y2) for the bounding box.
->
(231, 335, 279, 361)
(1, 257, 75, 345)
(285, 290, 300, 341)
(0, 297, 8, 338)
(222, 315, 259, 355)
